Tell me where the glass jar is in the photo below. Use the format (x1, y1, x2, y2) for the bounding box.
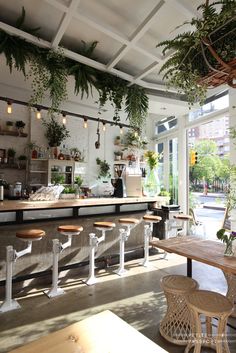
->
(143, 167, 160, 197)
(224, 241, 234, 257)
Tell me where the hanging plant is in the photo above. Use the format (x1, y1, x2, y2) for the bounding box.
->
(0, 7, 39, 75)
(96, 73, 128, 124)
(29, 48, 68, 112)
(125, 85, 149, 130)
(157, 0, 236, 106)
(68, 41, 98, 99)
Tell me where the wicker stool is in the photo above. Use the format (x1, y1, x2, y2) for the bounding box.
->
(114, 218, 140, 276)
(85, 221, 116, 285)
(45, 225, 83, 298)
(0, 229, 46, 313)
(185, 290, 233, 353)
(160, 275, 199, 345)
(223, 272, 236, 318)
(140, 214, 162, 267)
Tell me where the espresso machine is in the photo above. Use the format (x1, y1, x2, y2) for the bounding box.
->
(113, 164, 126, 198)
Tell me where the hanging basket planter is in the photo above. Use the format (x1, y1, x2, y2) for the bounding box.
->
(157, 0, 236, 105)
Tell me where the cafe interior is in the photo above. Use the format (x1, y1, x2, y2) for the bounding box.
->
(0, 0, 236, 352)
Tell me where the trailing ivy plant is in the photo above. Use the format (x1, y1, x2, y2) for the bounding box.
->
(157, 0, 236, 106)
(125, 85, 149, 129)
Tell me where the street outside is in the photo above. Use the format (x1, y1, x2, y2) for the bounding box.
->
(191, 192, 226, 240)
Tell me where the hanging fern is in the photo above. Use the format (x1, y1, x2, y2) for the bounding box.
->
(68, 41, 98, 99)
(125, 85, 149, 131)
(157, 0, 236, 105)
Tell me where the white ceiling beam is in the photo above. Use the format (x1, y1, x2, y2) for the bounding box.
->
(45, 0, 69, 13)
(51, 0, 80, 47)
(106, 0, 165, 70)
(132, 62, 159, 82)
(45, 0, 163, 63)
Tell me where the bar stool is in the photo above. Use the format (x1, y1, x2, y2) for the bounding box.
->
(185, 290, 233, 353)
(140, 214, 162, 267)
(85, 221, 115, 285)
(160, 274, 199, 345)
(223, 272, 236, 318)
(45, 225, 83, 298)
(114, 218, 140, 276)
(0, 229, 46, 313)
(167, 214, 193, 238)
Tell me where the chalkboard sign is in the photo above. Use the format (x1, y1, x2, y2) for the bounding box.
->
(222, 205, 231, 231)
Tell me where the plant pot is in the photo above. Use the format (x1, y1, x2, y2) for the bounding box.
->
(60, 193, 76, 199)
(6, 125, 14, 132)
(50, 146, 60, 159)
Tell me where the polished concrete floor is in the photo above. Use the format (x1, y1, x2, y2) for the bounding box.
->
(0, 251, 235, 353)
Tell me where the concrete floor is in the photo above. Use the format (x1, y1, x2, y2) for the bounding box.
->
(0, 252, 235, 353)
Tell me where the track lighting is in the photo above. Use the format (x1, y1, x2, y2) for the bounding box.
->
(7, 101, 12, 114)
(62, 113, 67, 125)
(36, 108, 41, 119)
(83, 118, 88, 129)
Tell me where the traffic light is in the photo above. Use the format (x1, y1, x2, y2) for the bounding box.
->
(190, 150, 198, 166)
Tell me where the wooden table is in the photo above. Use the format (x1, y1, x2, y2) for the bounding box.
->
(9, 310, 168, 353)
(150, 236, 236, 317)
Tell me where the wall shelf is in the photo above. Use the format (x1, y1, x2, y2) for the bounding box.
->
(0, 164, 26, 170)
(0, 130, 28, 137)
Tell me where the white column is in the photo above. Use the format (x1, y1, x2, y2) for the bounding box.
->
(177, 115, 188, 213)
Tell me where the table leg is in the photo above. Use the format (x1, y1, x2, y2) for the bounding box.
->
(223, 272, 236, 318)
(187, 258, 192, 278)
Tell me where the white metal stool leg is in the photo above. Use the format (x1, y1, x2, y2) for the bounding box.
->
(85, 232, 105, 286)
(114, 228, 129, 276)
(45, 232, 80, 298)
(0, 241, 32, 313)
(140, 223, 152, 267)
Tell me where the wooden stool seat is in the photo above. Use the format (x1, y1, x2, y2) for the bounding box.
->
(94, 221, 116, 229)
(160, 275, 199, 345)
(16, 229, 46, 239)
(174, 214, 192, 220)
(143, 215, 162, 222)
(119, 218, 140, 224)
(185, 290, 233, 353)
(58, 225, 83, 233)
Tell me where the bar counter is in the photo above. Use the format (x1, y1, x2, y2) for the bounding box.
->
(0, 196, 167, 282)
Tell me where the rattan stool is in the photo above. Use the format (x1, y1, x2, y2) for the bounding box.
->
(223, 272, 236, 318)
(185, 290, 233, 353)
(45, 225, 83, 298)
(0, 229, 46, 313)
(114, 218, 140, 276)
(160, 274, 199, 345)
(141, 214, 162, 266)
(85, 221, 116, 285)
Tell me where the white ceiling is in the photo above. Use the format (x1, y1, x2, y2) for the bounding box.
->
(0, 0, 209, 117)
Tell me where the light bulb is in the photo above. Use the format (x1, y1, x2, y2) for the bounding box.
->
(134, 131, 138, 138)
(36, 109, 41, 119)
(120, 126, 123, 135)
(7, 102, 12, 114)
(62, 113, 66, 124)
(103, 122, 106, 132)
(83, 118, 88, 128)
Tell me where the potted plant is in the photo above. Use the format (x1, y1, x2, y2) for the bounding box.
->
(114, 151, 123, 161)
(6, 121, 14, 132)
(7, 148, 16, 164)
(96, 158, 111, 179)
(74, 175, 83, 197)
(42, 116, 70, 158)
(114, 136, 121, 145)
(157, 0, 236, 105)
(51, 173, 65, 185)
(60, 186, 77, 199)
(17, 155, 27, 169)
(15, 120, 26, 134)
